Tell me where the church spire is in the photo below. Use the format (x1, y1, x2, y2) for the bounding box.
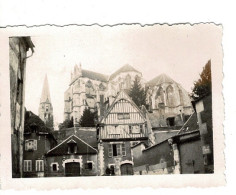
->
(40, 74, 51, 103)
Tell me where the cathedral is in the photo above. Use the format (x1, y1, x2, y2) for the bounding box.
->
(63, 64, 193, 127)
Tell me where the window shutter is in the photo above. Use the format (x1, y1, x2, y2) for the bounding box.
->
(108, 144, 113, 157)
(25, 141, 28, 151)
(36, 161, 38, 171)
(34, 140, 37, 150)
(24, 161, 27, 172)
(122, 143, 126, 156)
(117, 144, 121, 156)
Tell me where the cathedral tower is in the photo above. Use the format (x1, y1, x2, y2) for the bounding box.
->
(38, 75, 54, 129)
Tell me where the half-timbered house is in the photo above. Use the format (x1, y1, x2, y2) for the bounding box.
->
(97, 90, 150, 176)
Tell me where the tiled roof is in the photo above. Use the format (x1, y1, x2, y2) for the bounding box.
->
(109, 64, 141, 80)
(147, 73, 177, 86)
(46, 134, 97, 156)
(52, 128, 98, 148)
(82, 69, 109, 82)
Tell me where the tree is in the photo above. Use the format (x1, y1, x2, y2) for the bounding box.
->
(79, 108, 98, 127)
(191, 60, 211, 100)
(59, 117, 74, 130)
(129, 76, 147, 108)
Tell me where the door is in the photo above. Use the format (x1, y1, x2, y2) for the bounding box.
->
(65, 162, 80, 177)
(120, 163, 134, 175)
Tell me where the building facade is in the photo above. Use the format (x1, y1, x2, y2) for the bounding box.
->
(9, 37, 34, 178)
(45, 135, 98, 177)
(64, 64, 144, 124)
(97, 90, 150, 176)
(38, 75, 54, 129)
(23, 111, 57, 178)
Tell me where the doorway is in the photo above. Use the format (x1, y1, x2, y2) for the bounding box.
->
(65, 162, 80, 177)
(120, 163, 134, 175)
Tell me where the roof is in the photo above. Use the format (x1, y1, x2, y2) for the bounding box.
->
(100, 90, 146, 124)
(40, 75, 51, 103)
(46, 134, 97, 156)
(52, 128, 98, 148)
(147, 73, 177, 86)
(109, 64, 141, 80)
(24, 111, 52, 134)
(177, 113, 198, 135)
(81, 69, 109, 82)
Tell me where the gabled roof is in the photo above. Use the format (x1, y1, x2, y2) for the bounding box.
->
(81, 69, 109, 82)
(109, 64, 141, 80)
(100, 90, 146, 124)
(147, 73, 177, 86)
(46, 134, 97, 156)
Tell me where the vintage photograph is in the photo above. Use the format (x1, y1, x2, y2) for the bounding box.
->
(9, 24, 220, 178)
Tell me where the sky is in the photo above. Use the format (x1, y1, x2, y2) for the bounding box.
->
(24, 24, 222, 126)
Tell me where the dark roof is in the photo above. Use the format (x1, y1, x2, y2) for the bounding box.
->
(147, 73, 177, 86)
(46, 134, 97, 156)
(178, 113, 198, 135)
(52, 128, 97, 148)
(82, 69, 109, 82)
(24, 111, 51, 134)
(109, 64, 141, 80)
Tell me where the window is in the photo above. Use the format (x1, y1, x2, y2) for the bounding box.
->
(36, 160, 44, 172)
(46, 106, 49, 112)
(85, 162, 93, 170)
(68, 143, 77, 154)
(51, 163, 58, 172)
(129, 125, 141, 134)
(117, 113, 130, 120)
(140, 125, 143, 134)
(25, 140, 37, 151)
(24, 160, 32, 172)
(108, 143, 126, 157)
(167, 117, 175, 126)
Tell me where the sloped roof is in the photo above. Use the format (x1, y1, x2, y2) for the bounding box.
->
(46, 134, 97, 156)
(81, 69, 109, 82)
(100, 90, 146, 124)
(40, 75, 51, 103)
(109, 64, 141, 80)
(24, 111, 51, 134)
(52, 128, 98, 148)
(178, 113, 198, 135)
(147, 73, 177, 86)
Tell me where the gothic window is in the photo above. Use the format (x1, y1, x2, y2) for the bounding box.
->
(99, 83, 106, 91)
(125, 74, 131, 89)
(155, 87, 165, 109)
(166, 85, 174, 107)
(85, 80, 95, 95)
(179, 89, 184, 105)
(46, 106, 49, 112)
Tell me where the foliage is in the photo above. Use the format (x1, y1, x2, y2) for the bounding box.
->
(24, 111, 51, 133)
(191, 60, 212, 100)
(59, 117, 74, 130)
(129, 76, 147, 108)
(79, 108, 98, 127)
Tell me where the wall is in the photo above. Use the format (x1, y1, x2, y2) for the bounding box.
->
(132, 140, 175, 175)
(101, 141, 133, 176)
(23, 133, 55, 177)
(179, 139, 205, 174)
(45, 154, 98, 177)
(9, 37, 28, 178)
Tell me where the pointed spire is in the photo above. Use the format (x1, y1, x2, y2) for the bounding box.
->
(40, 74, 51, 103)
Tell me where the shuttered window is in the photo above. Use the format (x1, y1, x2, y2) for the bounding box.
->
(25, 140, 37, 151)
(36, 160, 44, 172)
(108, 143, 126, 157)
(24, 160, 32, 172)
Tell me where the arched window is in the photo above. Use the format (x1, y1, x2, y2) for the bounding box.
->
(166, 85, 174, 107)
(125, 74, 131, 89)
(154, 87, 165, 109)
(85, 80, 95, 95)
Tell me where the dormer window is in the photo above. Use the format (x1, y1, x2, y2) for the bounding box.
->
(67, 139, 77, 154)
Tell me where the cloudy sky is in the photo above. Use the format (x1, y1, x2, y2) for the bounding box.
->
(24, 24, 222, 126)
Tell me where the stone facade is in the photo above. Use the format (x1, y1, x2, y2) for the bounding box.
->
(38, 75, 54, 129)
(64, 64, 143, 123)
(9, 37, 34, 178)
